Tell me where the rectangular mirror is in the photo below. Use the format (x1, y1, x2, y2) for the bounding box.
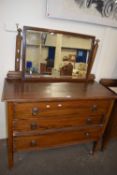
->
(22, 26, 98, 81)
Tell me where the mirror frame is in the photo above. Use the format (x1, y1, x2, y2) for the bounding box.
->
(20, 26, 98, 82)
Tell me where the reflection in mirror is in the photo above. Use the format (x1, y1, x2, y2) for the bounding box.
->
(23, 27, 95, 79)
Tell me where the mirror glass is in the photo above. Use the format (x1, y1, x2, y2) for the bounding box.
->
(23, 27, 95, 79)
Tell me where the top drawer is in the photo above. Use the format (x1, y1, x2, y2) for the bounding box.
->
(14, 100, 111, 119)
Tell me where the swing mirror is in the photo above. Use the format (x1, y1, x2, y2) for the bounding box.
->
(22, 26, 98, 81)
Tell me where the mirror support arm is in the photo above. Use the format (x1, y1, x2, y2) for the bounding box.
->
(15, 28, 22, 71)
(86, 39, 99, 81)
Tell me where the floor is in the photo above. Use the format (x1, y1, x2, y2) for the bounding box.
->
(0, 140, 117, 175)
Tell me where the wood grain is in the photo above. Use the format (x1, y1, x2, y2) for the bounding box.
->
(14, 126, 102, 151)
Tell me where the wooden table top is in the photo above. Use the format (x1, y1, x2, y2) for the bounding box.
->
(2, 79, 116, 102)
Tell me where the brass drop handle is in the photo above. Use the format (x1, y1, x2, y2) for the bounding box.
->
(86, 118, 92, 124)
(30, 140, 37, 147)
(32, 107, 39, 116)
(30, 122, 38, 130)
(91, 104, 97, 112)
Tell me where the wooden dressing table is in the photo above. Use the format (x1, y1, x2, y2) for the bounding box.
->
(2, 80, 115, 168)
(2, 26, 116, 168)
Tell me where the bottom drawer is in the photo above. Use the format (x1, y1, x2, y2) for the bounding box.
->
(14, 127, 102, 151)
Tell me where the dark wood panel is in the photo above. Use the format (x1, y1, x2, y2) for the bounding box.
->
(102, 100, 117, 147)
(100, 79, 117, 87)
(100, 78, 117, 149)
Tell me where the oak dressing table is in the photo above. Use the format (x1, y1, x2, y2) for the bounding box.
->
(2, 26, 116, 168)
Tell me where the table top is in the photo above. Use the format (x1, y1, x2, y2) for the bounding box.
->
(2, 79, 116, 102)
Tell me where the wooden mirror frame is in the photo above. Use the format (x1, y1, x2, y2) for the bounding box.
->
(7, 26, 99, 82)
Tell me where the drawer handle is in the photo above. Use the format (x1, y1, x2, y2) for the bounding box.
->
(32, 107, 39, 116)
(86, 118, 92, 124)
(91, 105, 97, 112)
(30, 140, 37, 147)
(58, 104, 62, 107)
(46, 105, 50, 108)
(85, 132, 90, 137)
(30, 122, 38, 130)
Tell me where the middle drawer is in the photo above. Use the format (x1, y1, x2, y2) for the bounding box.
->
(13, 114, 104, 132)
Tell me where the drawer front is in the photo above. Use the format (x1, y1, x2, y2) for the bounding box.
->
(14, 100, 110, 119)
(13, 114, 104, 132)
(14, 127, 102, 151)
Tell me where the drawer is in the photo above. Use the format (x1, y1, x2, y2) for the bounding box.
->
(13, 114, 105, 132)
(14, 127, 102, 151)
(14, 100, 110, 119)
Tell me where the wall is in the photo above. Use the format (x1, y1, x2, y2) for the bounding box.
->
(0, 0, 117, 139)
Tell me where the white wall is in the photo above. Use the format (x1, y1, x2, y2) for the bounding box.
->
(0, 0, 117, 139)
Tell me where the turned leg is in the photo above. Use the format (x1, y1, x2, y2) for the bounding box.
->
(89, 141, 96, 155)
(100, 135, 110, 151)
(90, 140, 101, 155)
